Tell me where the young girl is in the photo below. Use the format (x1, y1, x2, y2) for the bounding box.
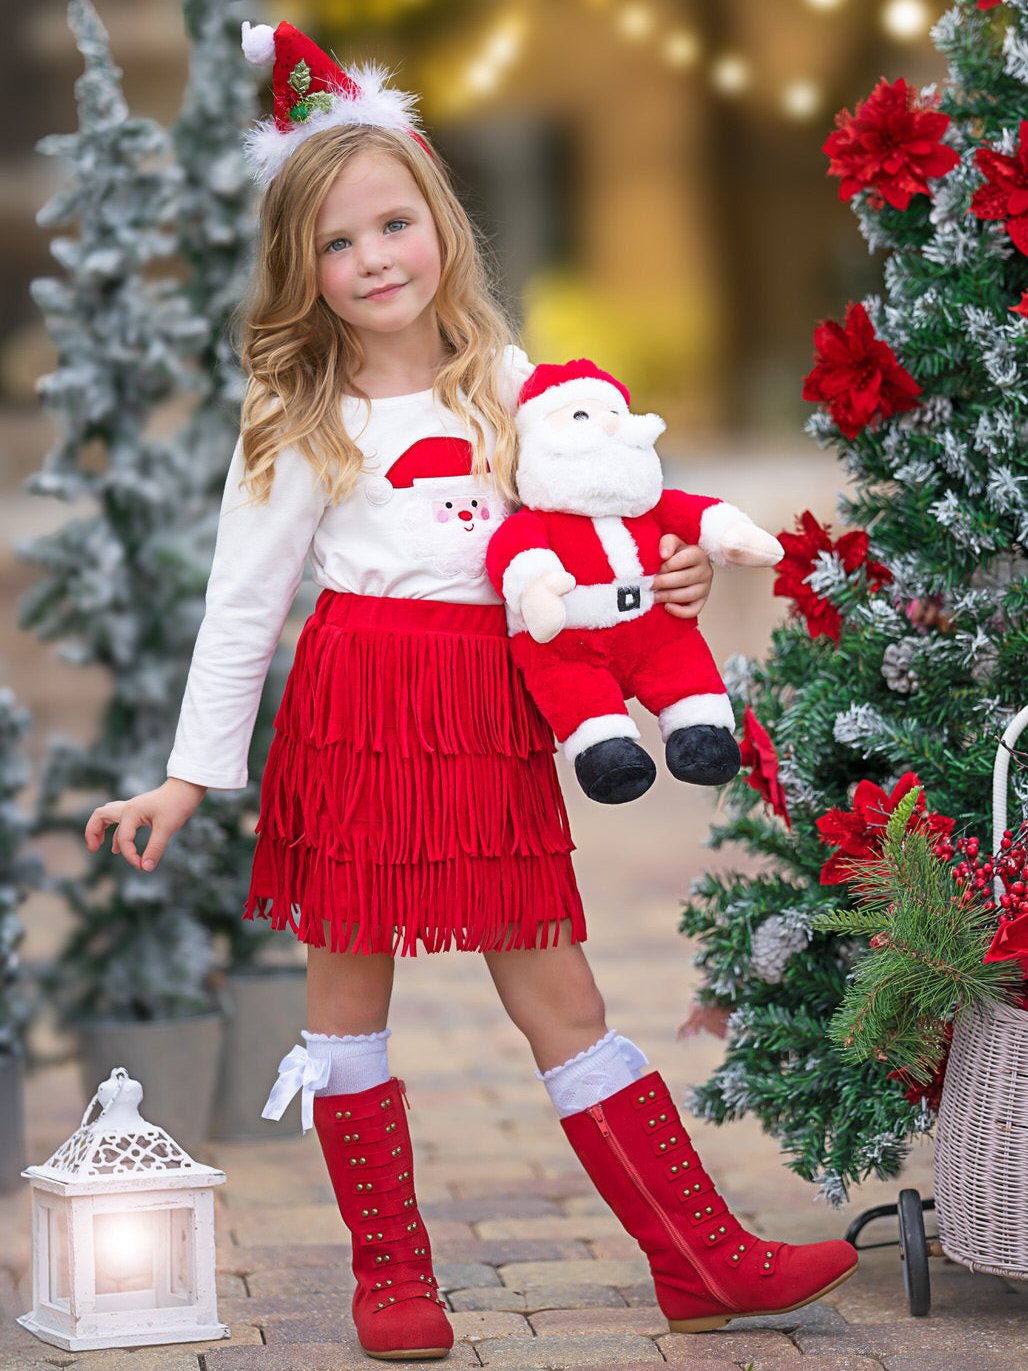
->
(84, 21, 856, 1363)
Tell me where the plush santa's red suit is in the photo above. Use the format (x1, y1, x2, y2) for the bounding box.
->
(485, 359, 783, 803)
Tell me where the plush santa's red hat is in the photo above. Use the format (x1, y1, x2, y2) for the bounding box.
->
(516, 359, 632, 435)
(240, 19, 428, 185)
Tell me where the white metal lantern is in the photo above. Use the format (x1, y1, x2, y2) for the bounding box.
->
(19, 1067, 229, 1351)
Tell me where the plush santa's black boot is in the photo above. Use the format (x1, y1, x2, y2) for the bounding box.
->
(575, 737, 657, 803)
(665, 726, 741, 786)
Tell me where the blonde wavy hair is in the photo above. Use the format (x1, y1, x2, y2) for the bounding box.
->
(236, 124, 519, 505)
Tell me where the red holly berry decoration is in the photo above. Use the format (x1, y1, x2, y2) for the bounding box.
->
(971, 120, 1028, 256)
(803, 302, 922, 441)
(978, 1, 1004, 9)
(738, 707, 791, 829)
(815, 772, 954, 886)
(773, 510, 892, 643)
(824, 77, 960, 212)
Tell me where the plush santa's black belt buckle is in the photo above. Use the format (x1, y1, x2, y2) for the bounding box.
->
(617, 585, 642, 613)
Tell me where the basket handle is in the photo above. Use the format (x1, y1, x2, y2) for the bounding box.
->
(992, 704, 1028, 901)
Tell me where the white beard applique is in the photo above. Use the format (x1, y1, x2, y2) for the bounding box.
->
(399, 477, 505, 580)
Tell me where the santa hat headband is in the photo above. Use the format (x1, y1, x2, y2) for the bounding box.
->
(516, 359, 632, 431)
(240, 20, 429, 185)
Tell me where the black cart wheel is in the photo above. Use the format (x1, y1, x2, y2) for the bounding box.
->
(897, 1188, 931, 1317)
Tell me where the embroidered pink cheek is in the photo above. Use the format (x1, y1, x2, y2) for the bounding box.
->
(432, 502, 452, 523)
(480, 504, 491, 521)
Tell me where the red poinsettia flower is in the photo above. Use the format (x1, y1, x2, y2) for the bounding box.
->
(773, 510, 892, 642)
(738, 707, 791, 829)
(824, 77, 960, 212)
(1011, 292, 1028, 317)
(971, 120, 1028, 256)
(816, 772, 954, 886)
(978, 1, 1004, 9)
(887, 1023, 952, 1111)
(803, 302, 922, 440)
(984, 910, 1028, 973)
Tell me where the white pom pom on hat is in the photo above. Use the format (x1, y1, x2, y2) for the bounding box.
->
(240, 21, 276, 66)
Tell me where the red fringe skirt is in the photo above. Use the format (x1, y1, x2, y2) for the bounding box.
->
(244, 590, 586, 955)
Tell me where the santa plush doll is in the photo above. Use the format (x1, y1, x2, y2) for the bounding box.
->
(485, 359, 783, 804)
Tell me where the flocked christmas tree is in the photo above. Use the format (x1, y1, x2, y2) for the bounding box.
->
(0, 690, 38, 1059)
(681, 0, 1028, 1203)
(21, 0, 261, 1019)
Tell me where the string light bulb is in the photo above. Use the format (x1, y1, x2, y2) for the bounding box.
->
(781, 79, 822, 120)
(882, 0, 931, 40)
(617, 3, 655, 41)
(664, 30, 700, 69)
(711, 54, 751, 96)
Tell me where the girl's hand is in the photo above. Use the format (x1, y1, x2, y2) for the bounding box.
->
(653, 535, 713, 620)
(84, 777, 207, 872)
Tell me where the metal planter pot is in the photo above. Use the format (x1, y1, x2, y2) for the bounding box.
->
(0, 1052, 26, 1192)
(209, 966, 307, 1140)
(78, 1011, 223, 1155)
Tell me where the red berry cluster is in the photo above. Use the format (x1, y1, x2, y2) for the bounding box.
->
(941, 826, 1028, 921)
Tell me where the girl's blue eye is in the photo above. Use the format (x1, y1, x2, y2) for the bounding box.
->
(385, 219, 408, 233)
(325, 238, 350, 253)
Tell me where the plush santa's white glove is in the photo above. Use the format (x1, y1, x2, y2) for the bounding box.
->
(718, 521, 784, 568)
(521, 569, 576, 644)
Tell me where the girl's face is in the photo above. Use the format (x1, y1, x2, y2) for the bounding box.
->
(314, 151, 443, 345)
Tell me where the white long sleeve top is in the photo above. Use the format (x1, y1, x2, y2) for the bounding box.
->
(166, 345, 533, 790)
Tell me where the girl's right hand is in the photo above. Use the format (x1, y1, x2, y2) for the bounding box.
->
(84, 777, 208, 872)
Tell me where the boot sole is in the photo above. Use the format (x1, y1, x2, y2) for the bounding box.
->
(362, 1347, 451, 1361)
(666, 1260, 858, 1334)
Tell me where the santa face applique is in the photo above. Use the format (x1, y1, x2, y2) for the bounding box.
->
(402, 478, 499, 579)
(368, 434, 507, 582)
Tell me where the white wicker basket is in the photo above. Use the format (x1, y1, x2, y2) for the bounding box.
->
(932, 704, 1028, 1282)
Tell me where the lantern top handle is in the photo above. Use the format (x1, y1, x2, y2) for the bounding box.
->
(80, 1068, 145, 1131)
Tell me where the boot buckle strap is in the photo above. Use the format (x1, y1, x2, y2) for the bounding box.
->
(664, 1155, 699, 1181)
(631, 1085, 669, 1110)
(758, 1245, 778, 1275)
(704, 1220, 736, 1246)
(686, 1194, 728, 1226)
(651, 1131, 687, 1157)
(642, 1110, 675, 1133)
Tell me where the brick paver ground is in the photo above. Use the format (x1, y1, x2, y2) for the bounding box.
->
(3, 443, 1028, 1369)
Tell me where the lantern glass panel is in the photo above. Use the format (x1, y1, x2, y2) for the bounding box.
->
(44, 1206, 70, 1310)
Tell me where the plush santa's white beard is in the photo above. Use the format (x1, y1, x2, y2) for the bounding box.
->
(515, 420, 665, 517)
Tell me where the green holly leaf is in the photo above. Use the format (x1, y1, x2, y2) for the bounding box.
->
(288, 60, 312, 97)
(307, 91, 333, 116)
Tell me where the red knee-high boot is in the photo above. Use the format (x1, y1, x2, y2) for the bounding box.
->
(562, 1071, 857, 1333)
(313, 1078, 454, 1361)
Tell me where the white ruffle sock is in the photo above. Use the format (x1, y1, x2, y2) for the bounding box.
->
(262, 1028, 392, 1133)
(538, 1028, 649, 1118)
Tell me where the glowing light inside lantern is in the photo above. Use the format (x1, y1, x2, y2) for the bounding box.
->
(712, 55, 751, 96)
(882, 0, 931, 39)
(93, 1212, 156, 1296)
(782, 79, 822, 120)
(806, 0, 846, 10)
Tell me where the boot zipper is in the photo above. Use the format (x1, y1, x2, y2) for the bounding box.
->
(587, 1103, 738, 1310)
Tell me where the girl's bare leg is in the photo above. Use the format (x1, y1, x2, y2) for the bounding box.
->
(483, 923, 608, 1072)
(306, 945, 395, 1035)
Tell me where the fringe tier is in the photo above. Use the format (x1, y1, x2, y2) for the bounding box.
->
(244, 590, 585, 955)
